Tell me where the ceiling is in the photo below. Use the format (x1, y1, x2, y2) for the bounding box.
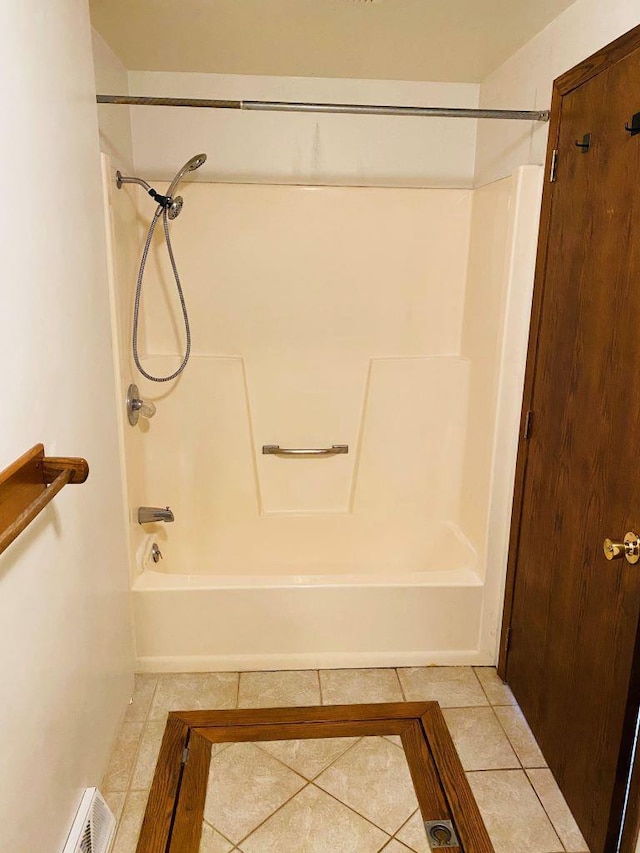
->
(89, 0, 576, 83)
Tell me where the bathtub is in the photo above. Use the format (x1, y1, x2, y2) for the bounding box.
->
(103, 167, 544, 673)
(132, 521, 485, 672)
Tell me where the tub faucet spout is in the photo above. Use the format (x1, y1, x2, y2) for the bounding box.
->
(138, 506, 174, 524)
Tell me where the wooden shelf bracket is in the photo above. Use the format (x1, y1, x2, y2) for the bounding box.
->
(0, 444, 89, 556)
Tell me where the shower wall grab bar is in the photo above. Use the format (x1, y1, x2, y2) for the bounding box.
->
(262, 445, 349, 457)
(96, 95, 550, 123)
(0, 444, 89, 556)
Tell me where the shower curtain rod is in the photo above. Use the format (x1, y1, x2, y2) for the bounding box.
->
(96, 94, 550, 122)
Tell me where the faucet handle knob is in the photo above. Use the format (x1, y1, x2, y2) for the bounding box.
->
(127, 383, 157, 426)
(139, 400, 157, 418)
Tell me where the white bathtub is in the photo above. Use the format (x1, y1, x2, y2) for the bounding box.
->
(132, 522, 486, 672)
(103, 168, 544, 673)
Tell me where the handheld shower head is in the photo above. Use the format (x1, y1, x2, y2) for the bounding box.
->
(116, 153, 207, 219)
(166, 153, 207, 199)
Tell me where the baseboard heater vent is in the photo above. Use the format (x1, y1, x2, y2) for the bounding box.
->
(62, 788, 116, 853)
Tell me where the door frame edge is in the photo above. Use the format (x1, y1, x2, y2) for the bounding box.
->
(497, 80, 562, 678)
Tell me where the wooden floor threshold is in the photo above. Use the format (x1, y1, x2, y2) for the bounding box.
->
(136, 701, 494, 853)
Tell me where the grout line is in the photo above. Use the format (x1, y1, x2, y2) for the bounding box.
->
(469, 665, 492, 705)
(146, 674, 159, 722)
(390, 808, 422, 852)
(317, 669, 324, 705)
(491, 704, 549, 771)
(301, 736, 420, 836)
(309, 734, 364, 781)
(393, 668, 407, 702)
(202, 816, 236, 848)
(146, 672, 163, 723)
(471, 666, 492, 701)
(310, 779, 398, 839)
(253, 733, 364, 781)
(232, 781, 314, 846)
(463, 768, 566, 853)
(396, 668, 408, 702)
(215, 737, 400, 843)
(523, 767, 572, 853)
(249, 741, 320, 781)
(234, 671, 241, 709)
(109, 673, 161, 845)
(491, 706, 523, 767)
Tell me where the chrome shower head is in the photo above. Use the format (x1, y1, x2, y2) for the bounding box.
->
(116, 153, 207, 219)
(188, 154, 207, 171)
(166, 153, 207, 199)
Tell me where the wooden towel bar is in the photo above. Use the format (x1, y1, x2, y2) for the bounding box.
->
(0, 444, 89, 556)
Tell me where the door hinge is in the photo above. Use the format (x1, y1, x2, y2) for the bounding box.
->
(524, 410, 533, 440)
(181, 744, 190, 766)
(504, 627, 512, 654)
(550, 149, 558, 182)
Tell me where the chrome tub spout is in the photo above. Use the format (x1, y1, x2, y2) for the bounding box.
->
(138, 506, 174, 524)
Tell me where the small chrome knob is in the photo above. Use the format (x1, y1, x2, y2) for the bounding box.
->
(604, 532, 640, 564)
(127, 383, 157, 426)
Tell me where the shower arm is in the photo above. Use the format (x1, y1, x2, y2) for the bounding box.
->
(115, 172, 152, 192)
(115, 171, 173, 209)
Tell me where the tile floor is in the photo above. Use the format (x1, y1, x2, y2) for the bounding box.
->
(102, 667, 589, 853)
(202, 736, 426, 851)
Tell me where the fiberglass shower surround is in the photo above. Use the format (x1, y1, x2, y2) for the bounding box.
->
(117, 153, 207, 382)
(104, 166, 544, 670)
(99, 93, 545, 669)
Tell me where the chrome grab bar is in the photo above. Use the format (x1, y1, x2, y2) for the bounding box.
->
(262, 444, 349, 457)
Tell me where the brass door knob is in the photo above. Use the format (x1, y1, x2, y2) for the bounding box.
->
(604, 532, 640, 564)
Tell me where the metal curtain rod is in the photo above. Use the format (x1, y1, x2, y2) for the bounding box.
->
(96, 94, 550, 122)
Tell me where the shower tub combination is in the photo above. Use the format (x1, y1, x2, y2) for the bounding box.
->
(103, 157, 543, 672)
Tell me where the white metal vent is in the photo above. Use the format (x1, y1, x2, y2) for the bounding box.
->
(62, 788, 116, 853)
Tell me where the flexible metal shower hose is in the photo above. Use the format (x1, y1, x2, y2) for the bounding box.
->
(132, 205, 191, 382)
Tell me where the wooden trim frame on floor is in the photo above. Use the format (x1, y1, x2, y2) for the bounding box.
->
(497, 22, 640, 853)
(136, 702, 494, 853)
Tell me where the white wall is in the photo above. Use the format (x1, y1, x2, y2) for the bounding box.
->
(125, 71, 479, 188)
(475, 0, 640, 185)
(93, 29, 134, 172)
(0, 3, 133, 851)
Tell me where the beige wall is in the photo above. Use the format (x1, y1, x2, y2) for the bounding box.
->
(125, 71, 480, 188)
(0, 2, 133, 851)
(92, 29, 134, 171)
(475, 0, 640, 186)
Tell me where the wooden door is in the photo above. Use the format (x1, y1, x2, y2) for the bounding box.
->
(501, 27, 640, 853)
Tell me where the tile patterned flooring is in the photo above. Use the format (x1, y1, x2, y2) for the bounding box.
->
(102, 667, 590, 853)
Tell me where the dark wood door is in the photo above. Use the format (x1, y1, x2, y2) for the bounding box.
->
(503, 30, 640, 853)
